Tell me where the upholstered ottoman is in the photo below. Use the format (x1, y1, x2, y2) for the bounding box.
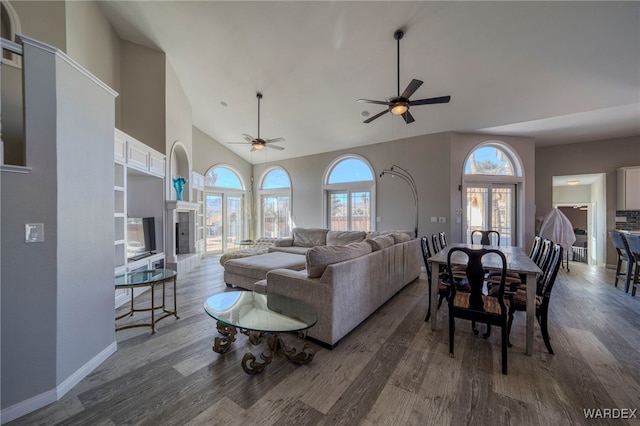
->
(223, 252, 306, 291)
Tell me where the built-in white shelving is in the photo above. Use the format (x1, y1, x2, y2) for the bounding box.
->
(114, 129, 166, 308)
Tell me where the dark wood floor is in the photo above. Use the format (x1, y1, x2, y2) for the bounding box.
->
(7, 256, 640, 426)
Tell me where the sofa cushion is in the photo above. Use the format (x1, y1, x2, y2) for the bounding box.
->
(268, 246, 311, 255)
(327, 230, 366, 246)
(292, 227, 329, 247)
(306, 242, 372, 278)
(224, 252, 306, 281)
(389, 232, 411, 244)
(365, 235, 395, 251)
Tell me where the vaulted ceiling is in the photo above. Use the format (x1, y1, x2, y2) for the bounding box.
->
(99, 1, 640, 164)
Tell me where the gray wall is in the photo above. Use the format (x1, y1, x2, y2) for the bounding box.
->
(120, 40, 166, 154)
(250, 131, 536, 247)
(536, 136, 640, 265)
(1, 38, 116, 414)
(65, 0, 122, 126)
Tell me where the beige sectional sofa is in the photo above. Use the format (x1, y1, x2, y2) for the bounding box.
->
(221, 227, 421, 348)
(266, 233, 421, 348)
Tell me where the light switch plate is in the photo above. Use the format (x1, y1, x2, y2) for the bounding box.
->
(430, 217, 438, 223)
(438, 217, 446, 224)
(25, 223, 44, 243)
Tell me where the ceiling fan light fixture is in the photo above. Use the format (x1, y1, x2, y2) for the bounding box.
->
(254, 143, 265, 150)
(391, 102, 408, 115)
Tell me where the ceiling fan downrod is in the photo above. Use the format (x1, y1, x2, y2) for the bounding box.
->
(395, 29, 403, 97)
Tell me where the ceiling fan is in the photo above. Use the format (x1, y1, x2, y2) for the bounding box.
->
(357, 29, 451, 124)
(227, 93, 285, 151)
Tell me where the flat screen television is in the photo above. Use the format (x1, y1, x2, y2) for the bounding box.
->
(127, 217, 156, 261)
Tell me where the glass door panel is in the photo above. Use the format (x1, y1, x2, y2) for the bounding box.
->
(206, 193, 222, 254)
(350, 191, 371, 232)
(226, 195, 242, 248)
(261, 194, 291, 238)
(466, 185, 515, 245)
(329, 192, 348, 231)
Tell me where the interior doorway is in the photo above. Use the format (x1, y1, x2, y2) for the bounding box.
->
(552, 173, 606, 266)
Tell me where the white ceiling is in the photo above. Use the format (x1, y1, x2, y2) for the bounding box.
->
(98, 1, 640, 164)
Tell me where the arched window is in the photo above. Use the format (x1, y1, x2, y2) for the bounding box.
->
(463, 142, 524, 246)
(259, 167, 292, 238)
(324, 155, 375, 231)
(204, 165, 246, 253)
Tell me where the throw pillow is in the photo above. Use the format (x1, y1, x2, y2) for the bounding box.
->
(327, 230, 366, 246)
(292, 227, 329, 247)
(365, 235, 395, 251)
(306, 242, 372, 278)
(389, 232, 411, 244)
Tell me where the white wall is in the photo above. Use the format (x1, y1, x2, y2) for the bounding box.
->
(553, 185, 591, 204)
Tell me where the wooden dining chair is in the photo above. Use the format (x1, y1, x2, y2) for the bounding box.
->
(438, 232, 448, 249)
(471, 229, 500, 246)
(622, 234, 640, 296)
(506, 243, 563, 354)
(431, 233, 442, 253)
(421, 236, 448, 322)
(609, 231, 634, 292)
(447, 247, 510, 375)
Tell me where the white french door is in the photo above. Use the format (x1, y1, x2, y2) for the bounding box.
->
(205, 192, 244, 254)
(465, 184, 516, 246)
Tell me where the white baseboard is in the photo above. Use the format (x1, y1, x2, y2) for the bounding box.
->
(1, 341, 117, 424)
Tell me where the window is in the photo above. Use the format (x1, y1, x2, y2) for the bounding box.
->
(259, 167, 291, 238)
(204, 166, 245, 253)
(324, 155, 375, 231)
(463, 143, 523, 246)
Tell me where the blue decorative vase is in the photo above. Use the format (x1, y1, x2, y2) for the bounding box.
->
(173, 177, 186, 201)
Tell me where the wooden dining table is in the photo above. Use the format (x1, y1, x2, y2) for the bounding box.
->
(428, 243, 543, 356)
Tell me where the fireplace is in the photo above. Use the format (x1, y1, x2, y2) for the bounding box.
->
(166, 200, 200, 274)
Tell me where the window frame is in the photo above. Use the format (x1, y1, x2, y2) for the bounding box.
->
(322, 154, 376, 231)
(257, 166, 292, 238)
(203, 165, 247, 253)
(462, 141, 524, 246)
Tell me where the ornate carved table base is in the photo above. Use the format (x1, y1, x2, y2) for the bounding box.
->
(212, 321, 315, 374)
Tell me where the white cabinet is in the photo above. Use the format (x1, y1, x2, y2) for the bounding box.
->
(115, 129, 166, 178)
(114, 129, 166, 307)
(617, 167, 640, 210)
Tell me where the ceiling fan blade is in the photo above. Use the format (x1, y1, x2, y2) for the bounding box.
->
(227, 141, 251, 145)
(250, 146, 257, 152)
(357, 99, 393, 106)
(410, 95, 451, 106)
(242, 133, 255, 142)
(266, 144, 285, 151)
(402, 110, 415, 124)
(264, 137, 285, 144)
(400, 79, 424, 99)
(363, 109, 389, 124)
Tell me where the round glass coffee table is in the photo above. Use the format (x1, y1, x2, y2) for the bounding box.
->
(204, 291, 318, 374)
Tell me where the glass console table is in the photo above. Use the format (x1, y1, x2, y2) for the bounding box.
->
(204, 291, 318, 374)
(115, 268, 179, 333)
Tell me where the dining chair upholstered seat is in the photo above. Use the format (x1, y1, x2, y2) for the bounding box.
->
(447, 247, 510, 375)
(609, 231, 634, 292)
(622, 233, 640, 296)
(507, 243, 563, 355)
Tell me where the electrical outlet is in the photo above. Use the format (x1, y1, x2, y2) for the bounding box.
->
(438, 217, 446, 224)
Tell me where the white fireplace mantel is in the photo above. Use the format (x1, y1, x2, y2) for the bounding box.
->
(166, 200, 200, 211)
